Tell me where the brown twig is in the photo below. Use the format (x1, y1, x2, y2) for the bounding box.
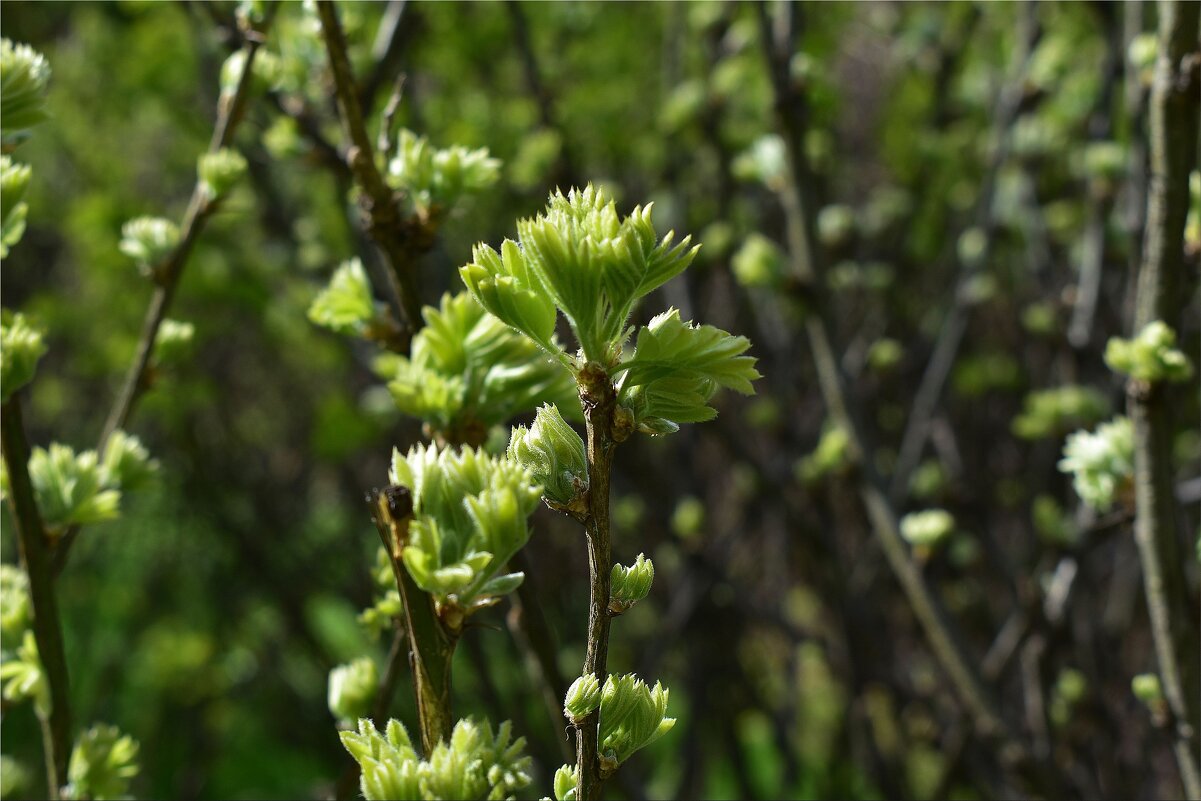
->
(314, 0, 425, 339)
(756, 2, 1055, 792)
(572, 363, 619, 801)
(52, 8, 278, 575)
(1125, 2, 1201, 797)
(368, 486, 456, 754)
(1, 398, 71, 798)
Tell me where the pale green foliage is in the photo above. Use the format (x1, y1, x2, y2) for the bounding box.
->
(1012, 385, 1109, 440)
(62, 724, 140, 801)
(1132, 673, 1162, 705)
(101, 430, 158, 492)
(328, 657, 378, 721)
(1058, 416, 1134, 512)
(1, 39, 51, 143)
(340, 717, 532, 801)
(867, 338, 904, 371)
(619, 308, 760, 433)
(198, 147, 248, 200)
(609, 553, 654, 614)
(389, 444, 541, 612)
(0, 755, 29, 799)
(1, 310, 47, 402)
(670, 496, 705, 539)
(900, 509, 955, 550)
(461, 185, 700, 365)
(563, 674, 602, 723)
(0, 630, 47, 715)
(21, 433, 157, 535)
(1, 155, 31, 257)
(153, 319, 196, 365)
(1105, 321, 1194, 384)
(796, 423, 850, 484)
(732, 135, 787, 189)
(817, 204, 855, 248)
(731, 233, 784, 289)
(0, 564, 31, 651)
(552, 764, 577, 801)
(387, 129, 501, 215)
(358, 547, 402, 639)
(598, 674, 675, 766)
(507, 403, 587, 506)
(308, 259, 376, 336)
(119, 216, 180, 278)
(378, 292, 579, 437)
(1032, 494, 1077, 547)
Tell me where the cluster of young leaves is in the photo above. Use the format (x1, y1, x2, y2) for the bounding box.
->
(507, 404, 587, 508)
(900, 509, 956, 551)
(386, 129, 502, 218)
(61, 724, 140, 801)
(377, 293, 580, 442)
(461, 185, 759, 433)
(557, 673, 675, 791)
(1105, 321, 1194, 384)
(0, 565, 44, 713)
(1011, 385, 1110, 440)
(0, 431, 158, 537)
(340, 717, 531, 801)
(388, 444, 541, 616)
(0, 310, 47, 402)
(1058, 416, 1134, 512)
(327, 656, 378, 722)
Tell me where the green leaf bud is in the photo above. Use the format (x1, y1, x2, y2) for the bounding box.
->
(1131, 673, 1162, 705)
(1, 156, 31, 256)
(610, 554, 654, 614)
(308, 258, 376, 336)
(27, 443, 120, 534)
(62, 724, 139, 801)
(198, 147, 248, 201)
(598, 674, 676, 768)
(817, 204, 855, 249)
(0, 564, 31, 651)
(731, 233, 784, 289)
(119, 216, 179, 280)
(732, 135, 786, 189)
(866, 338, 904, 372)
(153, 318, 195, 365)
(563, 674, 602, 724)
(99, 430, 158, 493)
(1, 39, 51, 144)
(900, 509, 955, 551)
(340, 717, 531, 801)
(328, 657, 378, 722)
(1105, 321, 1194, 384)
(552, 764, 577, 801)
(387, 129, 500, 215)
(1058, 416, 1134, 512)
(1012, 385, 1109, 440)
(508, 403, 587, 508)
(1055, 668, 1088, 706)
(1, 310, 47, 402)
(670, 497, 705, 540)
(0, 631, 47, 715)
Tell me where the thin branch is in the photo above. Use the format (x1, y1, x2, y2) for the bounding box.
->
(1126, 2, 1201, 797)
(1, 398, 70, 798)
(889, 6, 1042, 503)
(755, 2, 1055, 792)
(572, 363, 619, 801)
(314, 0, 425, 339)
(369, 487, 456, 754)
(51, 3, 277, 577)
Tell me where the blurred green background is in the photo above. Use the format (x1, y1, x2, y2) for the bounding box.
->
(2, 1, 1198, 799)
